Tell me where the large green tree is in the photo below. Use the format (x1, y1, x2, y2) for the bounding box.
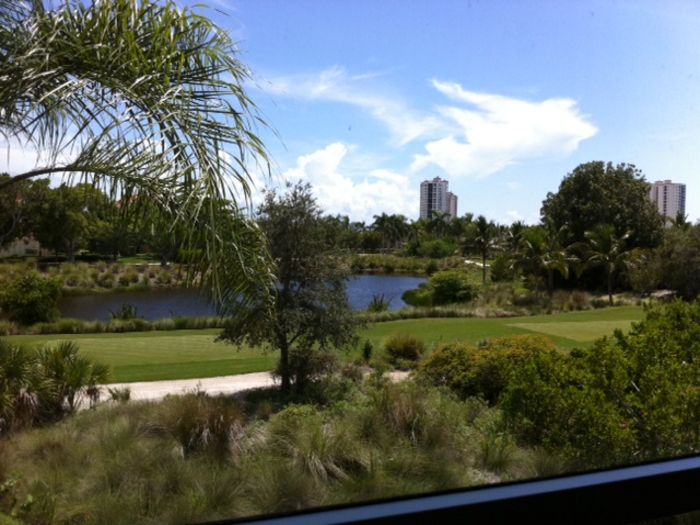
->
(220, 183, 359, 393)
(540, 162, 663, 249)
(0, 0, 272, 303)
(33, 184, 91, 261)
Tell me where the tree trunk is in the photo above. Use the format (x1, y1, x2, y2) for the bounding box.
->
(608, 270, 614, 306)
(278, 338, 291, 392)
(482, 251, 487, 284)
(66, 240, 75, 263)
(547, 269, 554, 298)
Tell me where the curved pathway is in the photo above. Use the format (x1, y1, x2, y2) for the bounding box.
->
(97, 370, 409, 404)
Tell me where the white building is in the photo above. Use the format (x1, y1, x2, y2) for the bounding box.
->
(649, 180, 686, 221)
(419, 177, 458, 219)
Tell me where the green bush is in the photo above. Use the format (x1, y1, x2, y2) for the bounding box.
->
(417, 335, 555, 404)
(417, 239, 456, 258)
(429, 270, 477, 305)
(384, 333, 426, 364)
(502, 301, 700, 467)
(489, 254, 513, 283)
(0, 272, 61, 325)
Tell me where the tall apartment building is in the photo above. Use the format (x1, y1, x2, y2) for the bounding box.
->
(649, 180, 686, 220)
(419, 177, 458, 219)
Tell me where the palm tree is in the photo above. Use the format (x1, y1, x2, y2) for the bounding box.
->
(426, 211, 451, 239)
(372, 213, 410, 251)
(579, 224, 635, 306)
(513, 226, 571, 298)
(0, 0, 273, 308)
(470, 215, 499, 284)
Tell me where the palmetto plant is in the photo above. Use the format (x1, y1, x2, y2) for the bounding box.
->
(0, 339, 44, 435)
(37, 340, 110, 413)
(0, 0, 274, 308)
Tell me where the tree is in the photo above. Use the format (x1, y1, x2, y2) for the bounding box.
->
(372, 213, 410, 251)
(0, 0, 272, 304)
(656, 224, 700, 299)
(541, 162, 663, 249)
(33, 183, 98, 261)
(220, 183, 359, 393)
(466, 215, 499, 284)
(577, 224, 637, 305)
(0, 271, 61, 324)
(513, 225, 571, 298)
(0, 174, 50, 247)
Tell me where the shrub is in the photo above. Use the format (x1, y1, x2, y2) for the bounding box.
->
(424, 260, 439, 275)
(429, 270, 477, 305)
(109, 303, 139, 320)
(117, 274, 131, 287)
(274, 348, 339, 394)
(366, 294, 391, 313)
(417, 239, 456, 258)
(384, 333, 426, 364)
(361, 340, 373, 363)
(417, 335, 556, 404)
(37, 341, 110, 415)
(96, 272, 114, 288)
(489, 254, 513, 283)
(108, 387, 131, 403)
(0, 272, 61, 325)
(150, 393, 245, 460)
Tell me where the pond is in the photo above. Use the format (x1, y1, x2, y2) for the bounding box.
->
(58, 274, 427, 321)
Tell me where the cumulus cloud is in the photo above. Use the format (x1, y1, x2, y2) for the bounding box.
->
(280, 142, 417, 222)
(411, 80, 597, 178)
(261, 66, 445, 146)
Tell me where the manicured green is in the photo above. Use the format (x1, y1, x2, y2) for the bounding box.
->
(5, 307, 644, 383)
(362, 306, 643, 351)
(8, 330, 277, 383)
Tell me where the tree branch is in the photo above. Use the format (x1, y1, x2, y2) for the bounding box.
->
(0, 166, 76, 190)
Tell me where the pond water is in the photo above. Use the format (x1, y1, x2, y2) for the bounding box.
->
(58, 274, 426, 321)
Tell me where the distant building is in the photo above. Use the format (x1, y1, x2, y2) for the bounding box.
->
(0, 236, 42, 258)
(448, 192, 458, 218)
(649, 180, 686, 221)
(419, 177, 458, 219)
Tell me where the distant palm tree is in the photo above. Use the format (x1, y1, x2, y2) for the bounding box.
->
(426, 211, 451, 239)
(513, 225, 571, 298)
(579, 224, 635, 306)
(470, 215, 499, 284)
(372, 213, 410, 251)
(0, 0, 273, 307)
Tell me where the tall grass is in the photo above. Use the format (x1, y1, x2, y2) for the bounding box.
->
(0, 379, 560, 524)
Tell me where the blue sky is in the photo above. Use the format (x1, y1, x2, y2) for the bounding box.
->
(200, 0, 700, 224)
(4, 1, 699, 224)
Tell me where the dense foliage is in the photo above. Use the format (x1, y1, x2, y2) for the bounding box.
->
(502, 300, 700, 466)
(417, 335, 556, 405)
(540, 161, 664, 249)
(0, 272, 61, 325)
(403, 269, 477, 306)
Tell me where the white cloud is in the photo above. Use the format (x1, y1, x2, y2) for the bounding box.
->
(280, 142, 417, 222)
(411, 80, 597, 178)
(261, 66, 445, 146)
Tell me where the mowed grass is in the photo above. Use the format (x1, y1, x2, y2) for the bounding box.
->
(5, 306, 644, 383)
(362, 306, 644, 351)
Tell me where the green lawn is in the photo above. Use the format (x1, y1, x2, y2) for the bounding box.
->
(6, 306, 644, 383)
